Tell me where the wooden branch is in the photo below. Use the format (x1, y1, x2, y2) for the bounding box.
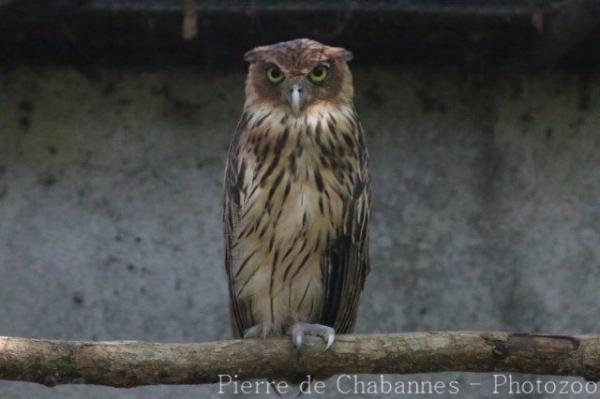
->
(1, 332, 600, 388)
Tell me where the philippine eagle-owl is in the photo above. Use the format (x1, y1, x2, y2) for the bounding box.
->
(224, 38, 370, 352)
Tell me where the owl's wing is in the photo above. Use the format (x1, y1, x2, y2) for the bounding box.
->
(223, 117, 254, 339)
(320, 125, 371, 334)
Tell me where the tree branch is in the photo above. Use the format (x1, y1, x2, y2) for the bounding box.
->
(1, 332, 600, 387)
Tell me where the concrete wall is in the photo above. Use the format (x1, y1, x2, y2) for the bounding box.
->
(0, 66, 599, 398)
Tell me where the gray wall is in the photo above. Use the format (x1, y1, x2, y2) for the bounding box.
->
(0, 66, 599, 398)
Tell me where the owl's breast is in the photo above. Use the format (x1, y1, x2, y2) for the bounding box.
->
(229, 108, 360, 329)
(241, 126, 348, 242)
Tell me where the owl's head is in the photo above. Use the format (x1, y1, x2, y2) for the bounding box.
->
(243, 38, 354, 115)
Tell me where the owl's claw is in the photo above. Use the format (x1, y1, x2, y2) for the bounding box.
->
(325, 331, 335, 351)
(288, 322, 335, 351)
(243, 325, 265, 338)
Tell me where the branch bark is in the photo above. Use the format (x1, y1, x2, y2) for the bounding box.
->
(1, 332, 600, 388)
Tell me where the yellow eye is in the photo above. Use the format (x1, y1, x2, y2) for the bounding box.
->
(309, 64, 329, 83)
(266, 66, 285, 84)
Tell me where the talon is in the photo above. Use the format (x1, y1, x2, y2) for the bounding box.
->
(288, 322, 336, 351)
(293, 332, 303, 350)
(324, 331, 335, 351)
(288, 323, 305, 350)
(243, 325, 261, 338)
(243, 324, 274, 338)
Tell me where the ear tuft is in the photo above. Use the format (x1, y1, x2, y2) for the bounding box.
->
(243, 50, 257, 63)
(342, 49, 353, 62)
(328, 47, 353, 62)
(244, 46, 268, 63)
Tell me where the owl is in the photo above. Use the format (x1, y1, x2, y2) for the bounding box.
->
(223, 38, 370, 352)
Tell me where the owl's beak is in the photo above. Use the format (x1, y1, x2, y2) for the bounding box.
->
(284, 80, 309, 115)
(290, 85, 303, 114)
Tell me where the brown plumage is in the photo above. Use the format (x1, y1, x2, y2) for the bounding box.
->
(223, 38, 370, 351)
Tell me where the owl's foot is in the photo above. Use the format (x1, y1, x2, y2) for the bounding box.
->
(287, 322, 335, 351)
(243, 324, 272, 338)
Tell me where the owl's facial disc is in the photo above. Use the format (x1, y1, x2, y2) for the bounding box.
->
(283, 77, 311, 115)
